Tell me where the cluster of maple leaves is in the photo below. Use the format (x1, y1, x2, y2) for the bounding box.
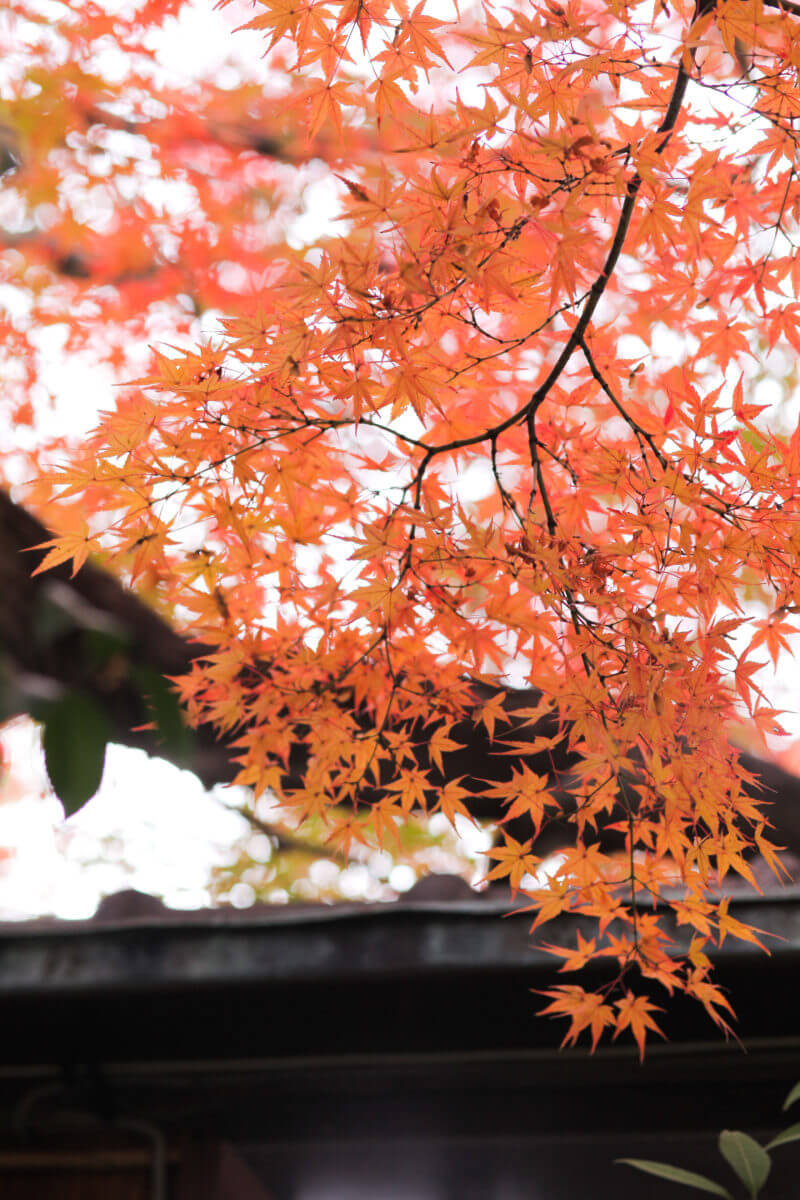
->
(5, 0, 800, 1051)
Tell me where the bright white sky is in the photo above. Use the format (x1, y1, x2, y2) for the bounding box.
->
(0, 722, 247, 917)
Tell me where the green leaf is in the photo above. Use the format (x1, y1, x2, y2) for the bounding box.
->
(738, 426, 766, 454)
(616, 1159, 733, 1197)
(42, 691, 112, 818)
(783, 1081, 800, 1111)
(132, 665, 193, 758)
(83, 628, 132, 670)
(766, 1121, 800, 1151)
(719, 1131, 771, 1198)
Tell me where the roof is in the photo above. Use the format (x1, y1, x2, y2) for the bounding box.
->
(2, 886, 800, 1198)
(2, 883, 800, 1065)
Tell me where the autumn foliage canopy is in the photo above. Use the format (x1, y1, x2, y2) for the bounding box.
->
(5, 0, 800, 1052)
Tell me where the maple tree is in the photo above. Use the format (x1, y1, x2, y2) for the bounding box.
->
(4, 0, 800, 1050)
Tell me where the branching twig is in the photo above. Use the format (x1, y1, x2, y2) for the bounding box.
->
(579, 336, 667, 478)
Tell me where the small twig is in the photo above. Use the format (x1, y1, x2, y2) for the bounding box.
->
(491, 433, 525, 525)
(763, 0, 800, 16)
(227, 803, 350, 865)
(579, 335, 666, 477)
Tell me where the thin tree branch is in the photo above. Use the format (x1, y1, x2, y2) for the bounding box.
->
(227, 803, 350, 865)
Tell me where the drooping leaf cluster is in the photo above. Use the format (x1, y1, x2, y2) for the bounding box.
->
(6, 0, 800, 1048)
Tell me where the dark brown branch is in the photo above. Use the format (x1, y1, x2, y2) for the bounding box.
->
(80, 104, 336, 167)
(524, 59, 691, 422)
(227, 804, 350, 865)
(526, 413, 557, 535)
(392, 55, 693, 489)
